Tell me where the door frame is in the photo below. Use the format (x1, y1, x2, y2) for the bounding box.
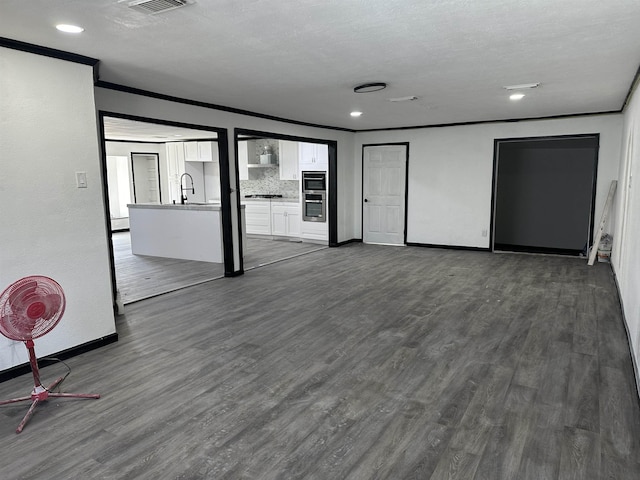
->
(130, 152, 162, 204)
(233, 128, 339, 274)
(98, 111, 231, 307)
(361, 142, 410, 245)
(490, 133, 600, 255)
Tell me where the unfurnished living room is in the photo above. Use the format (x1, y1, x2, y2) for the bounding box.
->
(1, 1, 640, 479)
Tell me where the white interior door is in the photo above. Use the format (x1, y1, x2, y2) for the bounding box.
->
(132, 154, 161, 203)
(363, 145, 407, 245)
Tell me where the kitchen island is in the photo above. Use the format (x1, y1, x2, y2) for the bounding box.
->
(128, 203, 246, 263)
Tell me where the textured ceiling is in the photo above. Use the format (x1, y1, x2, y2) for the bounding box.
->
(103, 116, 218, 142)
(2, 0, 640, 130)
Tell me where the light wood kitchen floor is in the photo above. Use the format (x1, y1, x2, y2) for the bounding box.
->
(0, 244, 639, 479)
(113, 231, 326, 303)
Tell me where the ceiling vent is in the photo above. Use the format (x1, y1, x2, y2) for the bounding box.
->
(123, 0, 194, 15)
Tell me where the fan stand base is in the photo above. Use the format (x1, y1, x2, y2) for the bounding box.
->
(0, 376, 100, 434)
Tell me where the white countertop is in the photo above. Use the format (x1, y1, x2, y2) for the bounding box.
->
(242, 197, 300, 203)
(128, 203, 245, 211)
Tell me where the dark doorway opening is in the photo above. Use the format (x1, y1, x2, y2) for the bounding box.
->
(492, 134, 599, 256)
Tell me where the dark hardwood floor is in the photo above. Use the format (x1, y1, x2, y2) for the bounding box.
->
(113, 231, 326, 303)
(0, 244, 639, 479)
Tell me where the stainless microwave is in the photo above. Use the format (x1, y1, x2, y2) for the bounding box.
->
(302, 171, 326, 192)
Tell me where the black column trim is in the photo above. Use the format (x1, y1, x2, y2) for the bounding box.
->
(328, 141, 338, 246)
(232, 130, 246, 274)
(217, 131, 237, 276)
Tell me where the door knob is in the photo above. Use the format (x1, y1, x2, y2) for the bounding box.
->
(364, 198, 368, 202)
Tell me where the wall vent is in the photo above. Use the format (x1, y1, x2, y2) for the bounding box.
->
(123, 0, 194, 15)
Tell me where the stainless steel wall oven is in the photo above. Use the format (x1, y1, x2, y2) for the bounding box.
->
(302, 171, 326, 222)
(303, 192, 326, 222)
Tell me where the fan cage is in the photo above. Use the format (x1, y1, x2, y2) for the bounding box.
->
(0, 276, 66, 341)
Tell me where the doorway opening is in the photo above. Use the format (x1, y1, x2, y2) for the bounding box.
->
(100, 114, 230, 306)
(234, 129, 338, 272)
(492, 134, 599, 256)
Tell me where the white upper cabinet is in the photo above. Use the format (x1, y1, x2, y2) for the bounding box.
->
(184, 141, 198, 162)
(299, 143, 328, 171)
(184, 141, 218, 162)
(279, 140, 299, 180)
(237, 141, 249, 180)
(198, 141, 217, 162)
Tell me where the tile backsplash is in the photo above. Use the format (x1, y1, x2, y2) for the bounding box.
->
(240, 139, 299, 199)
(240, 168, 299, 199)
(250, 138, 280, 164)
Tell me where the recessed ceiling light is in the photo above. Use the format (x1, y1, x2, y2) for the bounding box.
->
(56, 24, 84, 33)
(510, 93, 525, 101)
(353, 82, 387, 93)
(350, 111, 363, 117)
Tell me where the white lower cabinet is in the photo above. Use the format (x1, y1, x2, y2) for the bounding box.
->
(301, 219, 328, 242)
(244, 200, 301, 237)
(271, 203, 301, 237)
(244, 201, 271, 235)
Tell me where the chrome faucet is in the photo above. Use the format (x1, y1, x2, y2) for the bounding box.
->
(180, 173, 195, 204)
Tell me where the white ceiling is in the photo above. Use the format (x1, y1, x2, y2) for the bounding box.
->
(2, 0, 640, 131)
(103, 116, 218, 142)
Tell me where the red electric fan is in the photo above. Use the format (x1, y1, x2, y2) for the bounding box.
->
(0, 276, 100, 433)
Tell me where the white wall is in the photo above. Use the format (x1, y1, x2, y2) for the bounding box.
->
(0, 48, 116, 371)
(105, 141, 167, 203)
(94, 88, 357, 271)
(612, 82, 640, 393)
(354, 115, 622, 247)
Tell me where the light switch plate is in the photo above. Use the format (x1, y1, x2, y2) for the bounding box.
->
(76, 171, 87, 188)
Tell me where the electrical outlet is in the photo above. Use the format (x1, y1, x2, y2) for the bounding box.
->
(76, 171, 87, 188)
